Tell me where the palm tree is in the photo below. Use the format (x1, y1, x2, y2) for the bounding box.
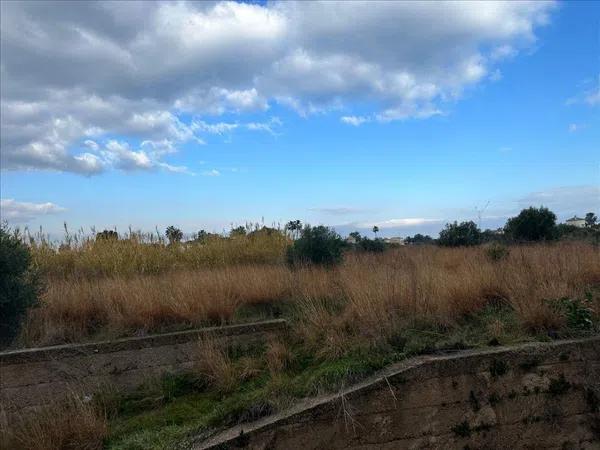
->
(165, 225, 183, 245)
(286, 220, 302, 239)
(372, 226, 379, 237)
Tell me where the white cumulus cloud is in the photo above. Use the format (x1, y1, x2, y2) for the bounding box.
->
(1, 198, 66, 222)
(0, 1, 556, 174)
(340, 116, 370, 126)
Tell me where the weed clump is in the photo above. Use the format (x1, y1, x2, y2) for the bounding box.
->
(547, 295, 595, 331)
(0, 394, 107, 450)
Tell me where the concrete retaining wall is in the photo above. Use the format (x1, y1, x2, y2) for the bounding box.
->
(197, 336, 600, 450)
(0, 319, 286, 414)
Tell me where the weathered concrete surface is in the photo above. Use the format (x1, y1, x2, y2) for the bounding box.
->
(196, 336, 600, 450)
(0, 319, 286, 414)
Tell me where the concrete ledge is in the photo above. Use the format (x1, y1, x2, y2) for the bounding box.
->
(0, 319, 287, 364)
(0, 319, 287, 413)
(195, 336, 600, 450)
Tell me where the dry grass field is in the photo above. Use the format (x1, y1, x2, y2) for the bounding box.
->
(20, 240, 600, 350)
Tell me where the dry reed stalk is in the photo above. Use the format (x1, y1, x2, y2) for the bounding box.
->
(0, 395, 107, 450)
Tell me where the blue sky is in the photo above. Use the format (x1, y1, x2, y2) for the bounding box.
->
(1, 1, 598, 238)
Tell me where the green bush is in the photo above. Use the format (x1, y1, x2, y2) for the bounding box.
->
(438, 221, 481, 247)
(347, 232, 386, 253)
(505, 206, 557, 241)
(485, 243, 510, 262)
(0, 225, 41, 345)
(548, 295, 595, 331)
(358, 237, 386, 253)
(404, 234, 434, 245)
(287, 225, 344, 266)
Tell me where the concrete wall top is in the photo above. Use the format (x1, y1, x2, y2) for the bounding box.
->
(0, 319, 287, 365)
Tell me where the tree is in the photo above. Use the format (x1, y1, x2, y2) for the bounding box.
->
(287, 225, 344, 266)
(0, 225, 40, 345)
(438, 221, 482, 247)
(504, 206, 557, 241)
(585, 212, 598, 227)
(165, 225, 183, 244)
(195, 230, 208, 243)
(285, 220, 302, 240)
(372, 226, 379, 237)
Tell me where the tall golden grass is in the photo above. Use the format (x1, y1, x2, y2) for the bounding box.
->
(0, 395, 108, 450)
(19, 242, 599, 348)
(29, 229, 289, 278)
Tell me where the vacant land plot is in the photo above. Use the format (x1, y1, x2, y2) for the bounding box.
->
(4, 237, 599, 450)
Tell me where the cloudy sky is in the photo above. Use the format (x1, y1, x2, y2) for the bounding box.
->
(1, 0, 598, 238)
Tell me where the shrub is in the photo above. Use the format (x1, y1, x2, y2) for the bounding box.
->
(505, 206, 557, 241)
(358, 237, 386, 253)
(486, 243, 510, 262)
(347, 232, 386, 253)
(0, 225, 40, 345)
(547, 295, 595, 330)
(405, 234, 434, 245)
(287, 225, 344, 266)
(438, 221, 481, 247)
(95, 230, 118, 241)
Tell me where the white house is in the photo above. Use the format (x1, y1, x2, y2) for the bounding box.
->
(565, 216, 586, 228)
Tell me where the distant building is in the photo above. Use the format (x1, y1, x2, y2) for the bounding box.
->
(345, 235, 358, 244)
(383, 237, 405, 245)
(565, 216, 586, 228)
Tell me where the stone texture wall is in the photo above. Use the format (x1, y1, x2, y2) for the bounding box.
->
(0, 319, 286, 415)
(197, 337, 600, 450)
